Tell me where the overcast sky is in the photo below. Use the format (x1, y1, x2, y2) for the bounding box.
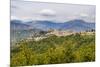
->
(11, 0, 96, 23)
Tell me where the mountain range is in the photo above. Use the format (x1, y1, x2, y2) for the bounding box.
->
(11, 19, 95, 32)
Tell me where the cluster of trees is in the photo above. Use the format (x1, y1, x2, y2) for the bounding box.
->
(11, 34, 95, 66)
(86, 29, 95, 32)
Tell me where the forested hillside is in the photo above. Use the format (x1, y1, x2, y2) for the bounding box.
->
(11, 33, 95, 66)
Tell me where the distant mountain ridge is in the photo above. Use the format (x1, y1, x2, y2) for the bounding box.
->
(11, 20, 30, 30)
(11, 19, 95, 32)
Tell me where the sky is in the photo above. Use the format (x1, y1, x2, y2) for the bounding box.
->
(11, 0, 96, 23)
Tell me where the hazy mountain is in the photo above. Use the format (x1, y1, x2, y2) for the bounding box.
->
(26, 19, 95, 32)
(26, 21, 62, 30)
(10, 19, 95, 32)
(61, 19, 95, 32)
(10, 20, 30, 30)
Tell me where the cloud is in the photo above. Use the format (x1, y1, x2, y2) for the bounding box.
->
(79, 13, 89, 17)
(11, 16, 26, 21)
(39, 9, 56, 17)
(11, 16, 19, 20)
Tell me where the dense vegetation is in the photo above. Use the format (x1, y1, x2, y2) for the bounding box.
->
(11, 33, 95, 66)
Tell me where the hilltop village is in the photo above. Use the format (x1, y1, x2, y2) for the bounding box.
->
(25, 29, 95, 41)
